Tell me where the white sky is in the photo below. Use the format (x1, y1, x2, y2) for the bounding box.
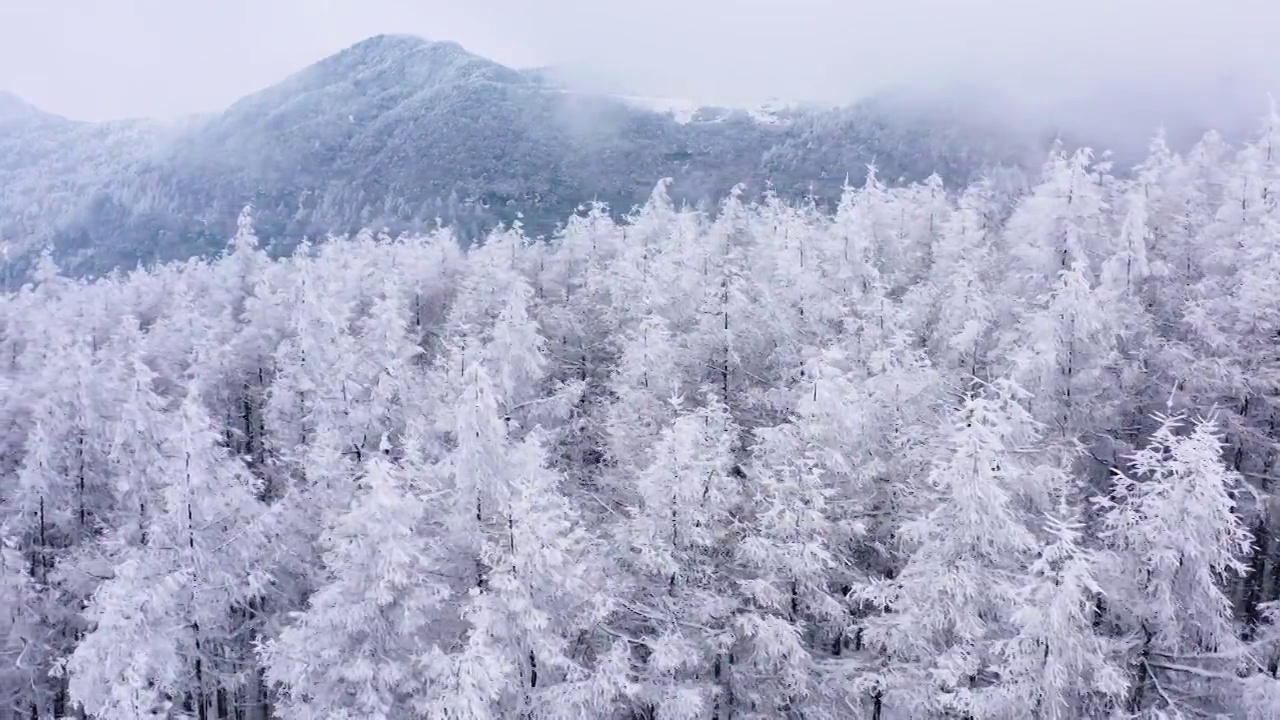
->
(2, 0, 1279, 121)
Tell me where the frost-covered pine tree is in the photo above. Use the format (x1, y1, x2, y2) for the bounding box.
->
(67, 390, 273, 719)
(0, 540, 46, 718)
(619, 394, 742, 719)
(1097, 414, 1255, 716)
(441, 428, 620, 718)
(262, 449, 449, 720)
(732, 415, 849, 716)
(603, 312, 684, 485)
(1003, 260, 1124, 440)
(429, 350, 621, 716)
(997, 508, 1127, 718)
(927, 180, 999, 381)
(856, 380, 1047, 719)
(348, 278, 424, 455)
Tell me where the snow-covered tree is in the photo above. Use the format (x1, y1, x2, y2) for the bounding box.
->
(619, 394, 742, 718)
(67, 391, 273, 719)
(263, 450, 449, 720)
(856, 380, 1049, 719)
(732, 416, 848, 716)
(998, 509, 1127, 719)
(1097, 414, 1255, 716)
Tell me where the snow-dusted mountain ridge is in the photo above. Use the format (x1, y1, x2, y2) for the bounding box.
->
(0, 34, 1101, 275)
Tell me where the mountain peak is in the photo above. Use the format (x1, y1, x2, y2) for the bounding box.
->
(323, 33, 491, 74)
(260, 33, 521, 99)
(337, 33, 447, 59)
(208, 31, 524, 140)
(0, 90, 52, 122)
(351, 32, 430, 48)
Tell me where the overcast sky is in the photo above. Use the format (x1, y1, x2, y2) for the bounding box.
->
(2, 0, 1279, 121)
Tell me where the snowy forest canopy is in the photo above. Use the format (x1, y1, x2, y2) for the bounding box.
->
(4, 109, 1280, 720)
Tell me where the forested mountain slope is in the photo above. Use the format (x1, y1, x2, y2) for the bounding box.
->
(3, 108, 1280, 718)
(0, 34, 1043, 276)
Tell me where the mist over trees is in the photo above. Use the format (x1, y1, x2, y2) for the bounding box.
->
(4, 107, 1280, 718)
(0, 35, 1065, 280)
